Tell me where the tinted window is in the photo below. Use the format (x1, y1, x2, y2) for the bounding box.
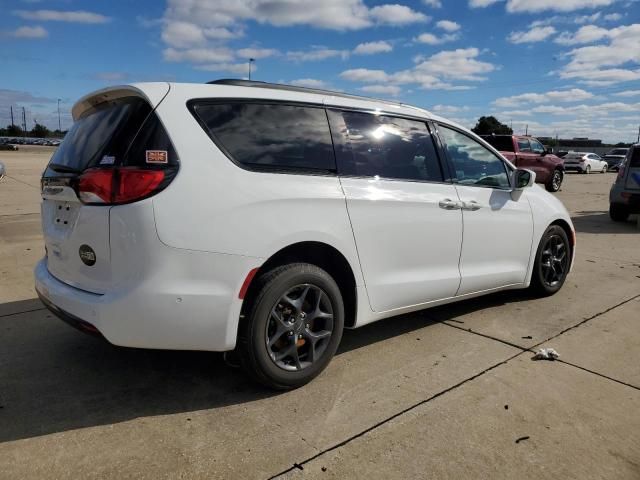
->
(47, 97, 152, 176)
(517, 138, 531, 152)
(193, 103, 335, 172)
(329, 110, 443, 182)
(439, 125, 510, 188)
(529, 139, 545, 154)
(630, 148, 640, 167)
(481, 135, 515, 152)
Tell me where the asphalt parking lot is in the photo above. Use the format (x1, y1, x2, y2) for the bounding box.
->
(1, 147, 639, 479)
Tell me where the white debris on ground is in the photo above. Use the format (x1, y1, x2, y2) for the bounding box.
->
(532, 348, 560, 361)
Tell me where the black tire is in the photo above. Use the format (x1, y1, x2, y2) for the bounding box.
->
(609, 204, 629, 222)
(545, 169, 563, 192)
(237, 263, 344, 390)
(530, 225, 571, 297)
(584, 165, 591, 174)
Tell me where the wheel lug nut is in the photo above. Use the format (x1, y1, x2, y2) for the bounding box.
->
(306, 324, 310, 329)
(288, 331, 293, 336)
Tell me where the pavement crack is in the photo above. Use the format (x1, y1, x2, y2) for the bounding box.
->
(555, 359, 639, 391)
(0, 307, 46, 318)
(267, 349, 526, 480)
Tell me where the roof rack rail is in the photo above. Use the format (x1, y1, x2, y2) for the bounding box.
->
(206, 78, 416, 110)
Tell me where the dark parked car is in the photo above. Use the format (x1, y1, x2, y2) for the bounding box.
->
(481, 134, 565, 192)
(603, 148, 629, 171)
(610, 145, 640, 221)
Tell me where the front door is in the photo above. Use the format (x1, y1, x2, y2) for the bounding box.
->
(328, 110, 463, 312)
(435, 124, 534, 295)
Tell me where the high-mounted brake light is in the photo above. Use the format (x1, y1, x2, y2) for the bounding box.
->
(78, 167, 165, 205)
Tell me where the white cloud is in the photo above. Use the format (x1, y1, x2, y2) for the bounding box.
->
(470, 0, 616, 12)
(505, 0, 615, 12)
(603, 13, 622, 21)
(340, 68, 390, 82)
(508, 26, 556, 44)
(287, 47, 349, 62)
(469, 0, 501, 7)
(423, 0, 442, 7)
(493, 88, 594, 107)
(236, 47, 278, 59)
(612, 90, 640, 97)
(14, 9, 110, 23)
(163, 47, 234, 63)
(436, 20, 461, 32)
(415, 32, 459, 44)
(161, 21, 206, 48)
(353, 41, 393, 55)
(531, 101, 640, 116)
(369, 5, 430, 25)
(195, 63, 254, 75)
(554, 25, 610, 45)
(574, 12, 601, 24)
(290, 78, 329, 88)
(360, 85, 402, 97)
(432, 104, 470, 113)
(7, 25, 47, 38)
(560, 23, 640, 85)
(341, 48, 495, 90)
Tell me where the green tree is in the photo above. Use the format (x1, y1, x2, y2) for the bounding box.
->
(4, 124, 24, 136)
(31, 123, 50, 138)
(471, 116, 513, 135)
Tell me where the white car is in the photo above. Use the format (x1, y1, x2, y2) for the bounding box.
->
(563, 151, 608, 174)
(35, 80, 575, 389)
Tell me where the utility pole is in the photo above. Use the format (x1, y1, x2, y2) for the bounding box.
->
(637, 125, 639, 144)
(10, 106, 14, 127)
(22, 107, 26, 137)
(248, 58, 255, 80)
(525, 124, 528, 136)
(57, 99, 61, 132)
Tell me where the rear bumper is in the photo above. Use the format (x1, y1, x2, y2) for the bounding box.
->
(610, 185, 640, 213)
(35, 246, 262, 351)
(564, 164, 585, 172)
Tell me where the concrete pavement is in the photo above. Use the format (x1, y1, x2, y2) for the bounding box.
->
(0, 149, 638, 479)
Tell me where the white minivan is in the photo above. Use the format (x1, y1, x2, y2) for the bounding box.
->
(35, 80, 575, 389)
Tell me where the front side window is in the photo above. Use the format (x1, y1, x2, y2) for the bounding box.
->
(330, 110, 443, 182)
(517, 138, 531, 152)
(192, 102, 335, 172)
(530, 139, 545, 154)
(438, 125, 511, 189)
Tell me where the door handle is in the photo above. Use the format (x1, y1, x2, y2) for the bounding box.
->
(438, 198, 462, 210)
(461, 200, 482, 211)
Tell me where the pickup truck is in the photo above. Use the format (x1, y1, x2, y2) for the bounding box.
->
(481, 135, 565, 192)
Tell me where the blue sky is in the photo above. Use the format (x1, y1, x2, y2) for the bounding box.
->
(1, 0, 639, 142)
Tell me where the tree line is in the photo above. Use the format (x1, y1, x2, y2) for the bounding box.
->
(0, 124, 67, 138)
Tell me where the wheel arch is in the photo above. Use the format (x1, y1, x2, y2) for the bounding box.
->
(550, 218, 575, 259)
(241, 241, 358, 328)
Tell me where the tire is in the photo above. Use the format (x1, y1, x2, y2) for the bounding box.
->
(237, 263, 344, 390)
(609, 204, 629, 222)
(601, 165, 607, 173)
(545, 169, 563, 192)
(530, 225, 571, 297)
(585, 165, 591, 174)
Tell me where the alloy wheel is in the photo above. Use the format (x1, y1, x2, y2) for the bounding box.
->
(265, 284, 334, 371)
(552, 171, 562, 191)
(540, 234, 568, 287)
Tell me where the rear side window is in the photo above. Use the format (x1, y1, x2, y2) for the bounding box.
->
(630, 148, 640, 167)
(328, 110, 443, 182)
(192, 102, 335, 172)
(482, 135, 514, 152)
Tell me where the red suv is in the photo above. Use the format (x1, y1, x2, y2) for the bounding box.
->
(482, 135, 565, 192)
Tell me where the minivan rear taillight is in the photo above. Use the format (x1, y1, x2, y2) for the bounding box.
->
(78, 167, 166, 205)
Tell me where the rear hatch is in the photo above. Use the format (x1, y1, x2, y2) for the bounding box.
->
(624, 148, 640, 190)
(41, 86, 178, 293)
(563, 153, 583, 165)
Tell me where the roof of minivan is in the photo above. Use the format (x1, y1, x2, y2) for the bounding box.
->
(72, 81, 470, 135)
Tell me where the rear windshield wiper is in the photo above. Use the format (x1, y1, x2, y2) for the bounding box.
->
(48, 163, 82, 174)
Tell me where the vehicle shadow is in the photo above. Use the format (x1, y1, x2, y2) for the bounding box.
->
(571, 210, 638, 234)
(0, 290, 526, 444)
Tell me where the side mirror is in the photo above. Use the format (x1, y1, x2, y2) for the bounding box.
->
(513, 168, 535, 190)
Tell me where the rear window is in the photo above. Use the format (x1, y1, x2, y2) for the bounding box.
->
(46, 97, 177, 176)
(192, 102, 336, 172)
(481, 136, 514, 152)
(609, 149, 628, 156)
